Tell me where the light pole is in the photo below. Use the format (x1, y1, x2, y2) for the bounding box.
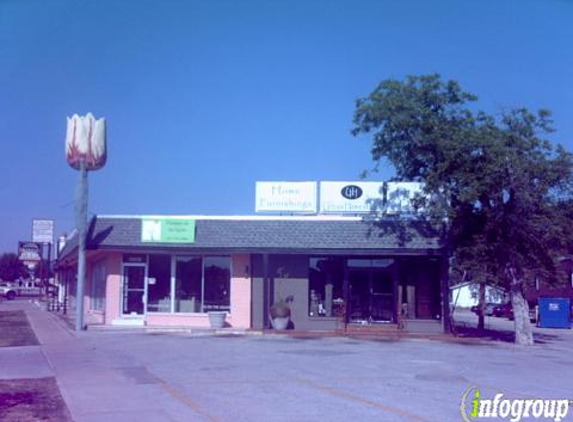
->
(65, 113, 106, 331)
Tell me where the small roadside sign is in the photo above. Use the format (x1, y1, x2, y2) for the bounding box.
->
(32, 219, 54, 244)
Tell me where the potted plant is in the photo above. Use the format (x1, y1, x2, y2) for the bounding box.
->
(270, 299, 291, 330)
(270, 269, 293, 330)
(208, 310, 227, 328)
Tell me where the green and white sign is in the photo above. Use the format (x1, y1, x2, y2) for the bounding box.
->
(141, 218, 196, 243)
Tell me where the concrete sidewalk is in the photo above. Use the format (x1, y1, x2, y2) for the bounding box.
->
(1, 300, 214, 422)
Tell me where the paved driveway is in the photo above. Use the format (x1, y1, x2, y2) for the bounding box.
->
(91, 331, 573, 422)
(2, 300, 573, 422)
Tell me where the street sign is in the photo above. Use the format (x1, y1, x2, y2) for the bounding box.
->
(32, 219, 54, 244)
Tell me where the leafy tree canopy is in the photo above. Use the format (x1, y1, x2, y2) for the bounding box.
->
(352, 74, 573, 344)
(0, 253, 24, 282)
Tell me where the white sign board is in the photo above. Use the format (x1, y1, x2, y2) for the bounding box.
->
(32, 219, 54, 243)
(256, 182, 317, 213)
(386, 182, 423, 214)
(319, 182, 384, 213)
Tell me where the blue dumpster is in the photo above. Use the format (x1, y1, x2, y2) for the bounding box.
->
(538, 298, 571, 329)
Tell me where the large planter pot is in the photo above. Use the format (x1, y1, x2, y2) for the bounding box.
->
(208, 311, 227, 329)
(270, 316, 290, 330)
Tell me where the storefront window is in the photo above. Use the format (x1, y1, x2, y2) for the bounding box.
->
(308, 257, 344, 317)
(67, 269, 76, 297)
(90, 260, 106, 311)
(203, 257, 231, 312)
(119, 254, 231, 314)
(175, 257, 202, 312)
(147, 255, 172, 312)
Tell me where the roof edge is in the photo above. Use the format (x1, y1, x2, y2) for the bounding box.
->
(96, 214, 364, 221)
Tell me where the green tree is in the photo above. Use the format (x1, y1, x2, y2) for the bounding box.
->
(352, 74, 573, 345)
(0, 253, 24, 282)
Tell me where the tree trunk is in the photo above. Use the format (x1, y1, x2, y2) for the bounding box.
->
(510, 275, 533, 346)
(477, 282, 485, 331)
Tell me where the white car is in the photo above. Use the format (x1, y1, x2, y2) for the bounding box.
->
(0, 280, 43, 300)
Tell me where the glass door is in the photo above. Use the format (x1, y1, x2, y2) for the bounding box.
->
(122, 264, 146, 316)
(370, 268, 394, 322)
(347, 259, 395, 323)
(348, 268, 370, 323)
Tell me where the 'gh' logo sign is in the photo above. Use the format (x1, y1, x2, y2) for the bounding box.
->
(341, 185, 363, 200)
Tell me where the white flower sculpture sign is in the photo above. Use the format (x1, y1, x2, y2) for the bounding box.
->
(65, 112, 107, 331)
(65, 113, 106, 170)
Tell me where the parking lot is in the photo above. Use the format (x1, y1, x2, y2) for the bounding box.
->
(1, 300, 573, 422)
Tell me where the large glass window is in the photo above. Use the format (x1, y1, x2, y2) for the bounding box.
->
(124, 254, 231, 314)
(172, 256, 230, 313)
(308, 257, 344, 317)
(203, 257, 231, 312)
(175, 257, 202, 312)
(147, 255, 172, 312)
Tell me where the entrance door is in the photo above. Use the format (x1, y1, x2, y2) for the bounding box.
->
(348, 269, 370, 322)
(122, 264, 146, 316)
(370, 268, 394, 321)
(348, 259, 395, 323)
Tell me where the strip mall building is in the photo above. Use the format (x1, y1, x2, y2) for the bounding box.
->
(55, 182, 450, 333)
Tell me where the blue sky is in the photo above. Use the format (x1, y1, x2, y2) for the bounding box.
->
(1, 0, 572, 254)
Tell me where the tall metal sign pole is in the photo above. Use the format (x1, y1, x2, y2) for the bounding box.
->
(65, 113, 106, 331)
(32, 219, 55, 293)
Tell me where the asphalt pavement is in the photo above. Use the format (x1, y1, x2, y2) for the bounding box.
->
(2, 300, 573, 422)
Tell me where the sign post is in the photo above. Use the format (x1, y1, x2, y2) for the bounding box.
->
(33, 219, 54, 290)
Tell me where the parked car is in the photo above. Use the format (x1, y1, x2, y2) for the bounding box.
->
(471, 303, 496, 316)
(493, 302, 513, 318)
(0, 279, 43, 300)
(492, 302, 537, 322)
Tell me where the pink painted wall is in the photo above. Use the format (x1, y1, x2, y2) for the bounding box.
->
(104, 252, 122, 324)
(84, 257, 104, 324)
(146, 313, 211, 327)
(83, 251, 251, 328)
(229, 254, 251, 328)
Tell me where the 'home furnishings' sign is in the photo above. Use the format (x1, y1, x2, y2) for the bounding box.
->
(141, 218, 196, 243)
(255, 182, 317, 213)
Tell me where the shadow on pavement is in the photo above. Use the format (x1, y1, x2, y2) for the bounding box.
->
(453, 324, 560, 344)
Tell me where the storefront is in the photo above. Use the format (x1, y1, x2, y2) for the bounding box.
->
(56, 215, 448, 332)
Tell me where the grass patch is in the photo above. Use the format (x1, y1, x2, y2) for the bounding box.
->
(0, 311, 39, 347)
(0, 377, 72, 422)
